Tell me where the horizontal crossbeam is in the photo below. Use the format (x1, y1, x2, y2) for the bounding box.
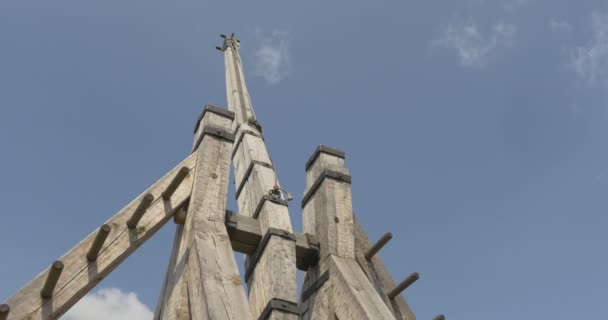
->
(225, 211, 320, 270)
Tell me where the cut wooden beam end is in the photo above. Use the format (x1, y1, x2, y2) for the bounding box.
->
(87, 224, 112, 261)
(365, 232, 393, 260)
(0, 304, 9, 320)
(162, 167, 190, 200)
(388, 272, 420, 299)
(40, 261, 64, 299)
(433, 315, 445, 320)
(173, 206, 188, 225)
(126, 193, 154, 229)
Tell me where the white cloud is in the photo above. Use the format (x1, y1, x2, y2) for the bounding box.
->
(253, 30, 291, 84)
(63, 288, 153, 320)
(571, 12, 608, 83)
(549, 17, 572, 33)
(435, 18, 516, 67)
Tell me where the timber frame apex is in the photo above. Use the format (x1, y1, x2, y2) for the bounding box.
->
(0, 33, 444, 320)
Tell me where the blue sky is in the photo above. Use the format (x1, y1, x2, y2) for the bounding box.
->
(1, 0, 608, 319)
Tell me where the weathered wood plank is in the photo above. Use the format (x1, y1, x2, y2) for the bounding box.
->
(223, 36, 297, 320)
(156, 107, 252, 320)
(3, 152, 198, 320)
(302, 145, 355, 262)
(330, 256, 395, 320)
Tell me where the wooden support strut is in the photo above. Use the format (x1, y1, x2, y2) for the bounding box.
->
(365, 232, 393, 260)
(86, 224, 112, 262)
(300, 271, 329, 302)
(162, 167, 190, 200)
(40, 261, 64, 299)
(126, 193, 154, 229)
(388, 272, 420, 299)
(224, 211, 319, 270)
(0, 304, 9, 320)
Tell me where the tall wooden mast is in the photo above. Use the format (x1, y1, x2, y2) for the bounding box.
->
(0, 33, 437, 320)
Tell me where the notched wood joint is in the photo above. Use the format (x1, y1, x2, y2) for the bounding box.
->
(235, 160, 274, 199)
(301, 169, 352, 208)
(194, 104, 235, 133)
(305, 145, 345, 171)
(192, 125, 236, 151)
(257, 298, 299, 320)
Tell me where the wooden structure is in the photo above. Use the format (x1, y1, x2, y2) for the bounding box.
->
(0, 34, 443, 320)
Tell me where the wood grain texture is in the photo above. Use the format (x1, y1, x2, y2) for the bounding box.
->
(227, 84, 297, 319)
(3, 152, 198, 320)
(156, 111, 252, 320)
(330, 256, 395, 320)
(302, 149, 355, 261)
(302, 147, 409, 320)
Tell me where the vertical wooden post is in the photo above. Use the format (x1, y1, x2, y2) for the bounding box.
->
(300, 145, 395, 320)
(154, 105, 252, 320)
(223, 34, 298, 320)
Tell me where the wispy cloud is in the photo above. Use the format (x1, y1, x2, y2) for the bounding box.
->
(435, 18, 516, 67)
(64, 288, 153, 320)
(501, 0, 529, 13)
(549, 17, 572, 33)
(571, 12, 608, 84)
(253, 30, 291, 84)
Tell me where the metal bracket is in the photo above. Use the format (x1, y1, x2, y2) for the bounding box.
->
(300, 271, 330, 302)
(192, 126, 236, 152)
(252, 195, 288, 219)
(257, 298, 299, 320)
(235, 160, 274, 199)
(301, 169, 352, 208)
(305, 145, 345, 171)
(193, 104, 235, 133)
(231, 129, 264, 159)
(244, 228, 296, 282)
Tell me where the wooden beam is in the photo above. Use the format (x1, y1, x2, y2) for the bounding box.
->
(330, 256, 396, 320)
(388, 272, 419, 299)
(365, 232, 392, 260)
(86, 225, 111, 262)
(155, 107, 252, 320)
(3, 152, 197, 320)
(0, 304, 8, 320)
(126, 193, 154, 229)
(225, 210, 319, 270)
(40, 261, 63, 299)
(161, 167, 190, 200)
(301, 145, 399, 319)
(231, 122, 299, 319)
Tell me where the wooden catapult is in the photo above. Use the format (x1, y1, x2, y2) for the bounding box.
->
(1, 34, 445, 320)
